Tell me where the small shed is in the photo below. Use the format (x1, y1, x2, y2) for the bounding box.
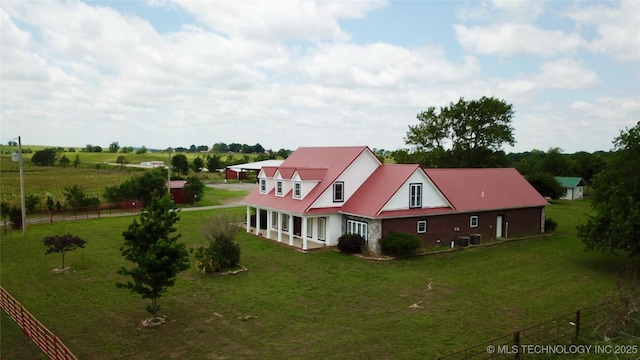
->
(555, 177, 585, 200)
(225, 159, 284, 181)
(168, 180, 188, 204)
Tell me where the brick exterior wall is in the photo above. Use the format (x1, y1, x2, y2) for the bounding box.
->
(380, 207, 545, 248)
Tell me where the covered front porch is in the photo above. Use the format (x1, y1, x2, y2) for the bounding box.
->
(245, 206, 329, 251)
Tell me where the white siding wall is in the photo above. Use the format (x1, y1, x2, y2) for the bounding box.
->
(311, 151, 380, 209)
(382, 170, 449, 211)
(325, 213, 343, 246)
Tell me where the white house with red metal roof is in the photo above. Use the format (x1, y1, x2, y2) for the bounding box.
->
(242, 146, 548, 252)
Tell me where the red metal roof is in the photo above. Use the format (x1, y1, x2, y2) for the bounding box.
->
(424, 168, 548, 212)
(341, 164, 422, 217)
(243, 146, 374, 213)
(295, 168, 327, 181)
(244, 146, 546, 219)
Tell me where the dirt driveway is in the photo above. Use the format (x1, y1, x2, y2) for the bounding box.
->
(206, 182, 257, 191)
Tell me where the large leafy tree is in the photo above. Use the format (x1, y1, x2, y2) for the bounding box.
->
(171, 154, 189, 176)
(184, 176, 205, 204)
(578, 122, 640, 258)
(404, 96, 515, 168)
(31, 148, 57, 166)
(526, 172, 565, 200)
(117, 195, 190, 321)
(43, 233, 87, 270)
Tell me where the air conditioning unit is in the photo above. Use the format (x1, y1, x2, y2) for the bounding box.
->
(470, 233, 482, 245)
(456, 236, 470, 247)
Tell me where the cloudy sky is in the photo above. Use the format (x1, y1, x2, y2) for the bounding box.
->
(1, 0, 638, 154)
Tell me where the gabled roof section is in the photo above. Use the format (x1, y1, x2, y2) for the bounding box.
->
(425, 168, 548, 211)
(555, 176, 585, 188)
(342, 164, 424, 217)
(260, 166, 278, 177)
(243, 146, 375, 214)
(276, 167, 297, 180)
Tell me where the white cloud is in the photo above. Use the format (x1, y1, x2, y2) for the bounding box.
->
(455, 23, 586, 57)
(534, 59, 599, 89)
(302, 42, 480, 89)
(170, 0, 388, 42)
(567, 1, 640, 62)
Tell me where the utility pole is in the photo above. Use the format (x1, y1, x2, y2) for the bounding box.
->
(167, 148, 172, 195)
(18, 136, 26, 235)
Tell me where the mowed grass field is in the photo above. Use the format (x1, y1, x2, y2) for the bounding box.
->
(1, 199, 636, 359)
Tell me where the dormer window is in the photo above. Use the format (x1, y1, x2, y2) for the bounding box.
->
(260, 179, 267, 194)
(293, 181, 302, 199)
(409, 183, 422, 208)
(333, 182, 344, 202)
(276, 179, 283, 196)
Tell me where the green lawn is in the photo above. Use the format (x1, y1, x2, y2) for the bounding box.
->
(0, 200, 636, 359)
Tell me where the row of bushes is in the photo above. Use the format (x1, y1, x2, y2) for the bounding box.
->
(337, 232, 421, 257)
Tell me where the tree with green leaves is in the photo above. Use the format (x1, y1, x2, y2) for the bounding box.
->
(104, 169, 166, 205)
(206, 154, 222, 172)
(43, 233, 87, 270)
(192, 156, 204, 173)
(184, 176, 205, 204)
(116, 155, 128, 167)
(404, 96, 515, 168)
(117, 195, 189, 322)
(31, 148, 57, 166)
(171, 153, 189, 176)
(64, 185, 100, 208)
(526, 172, 565, 200)
(578, 122, 640, 258)
(109, 141, 120, 153)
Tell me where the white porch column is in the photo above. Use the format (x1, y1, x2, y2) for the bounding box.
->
(288, 215, 294, 246)
(246, 206, 251, 233)
(255, 208, 261, 235)
(302, 216, 308, 251)
(277, 212, 282, 242)
(266, 210, 272, 239)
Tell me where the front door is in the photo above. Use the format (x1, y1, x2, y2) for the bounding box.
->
(496, 215, 504, 238)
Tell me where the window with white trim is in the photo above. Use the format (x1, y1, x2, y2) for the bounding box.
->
(282, 214, 289, 231)
(410, 183, 422, 208)
(417, 220, 427, 233)
(271, 211, 278, 229)
(276, 179, 283, 196)
(306, 218, 313, 238)
(293, 181, 302, 199)
(333, 182, 344, 202)
(470, 215, 479, 228)
(260, 179, 267, 194)
(347, 219, 368, 241)
(317, 217, 326, 241)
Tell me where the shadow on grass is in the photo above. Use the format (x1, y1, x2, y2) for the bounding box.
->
(575, 253, 634, 277)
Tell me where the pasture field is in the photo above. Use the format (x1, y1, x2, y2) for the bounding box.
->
(1, 200, 636, 359)
(0, 147, 257, 209)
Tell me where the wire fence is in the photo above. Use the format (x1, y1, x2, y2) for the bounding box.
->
(438, 303, 607, 360)
(3, 200, 143, 232)
(0, 286, 78, 360)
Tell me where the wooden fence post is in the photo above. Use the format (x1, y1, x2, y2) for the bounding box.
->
(513, 331, 520, 360)
(575, 310, 581, 340)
